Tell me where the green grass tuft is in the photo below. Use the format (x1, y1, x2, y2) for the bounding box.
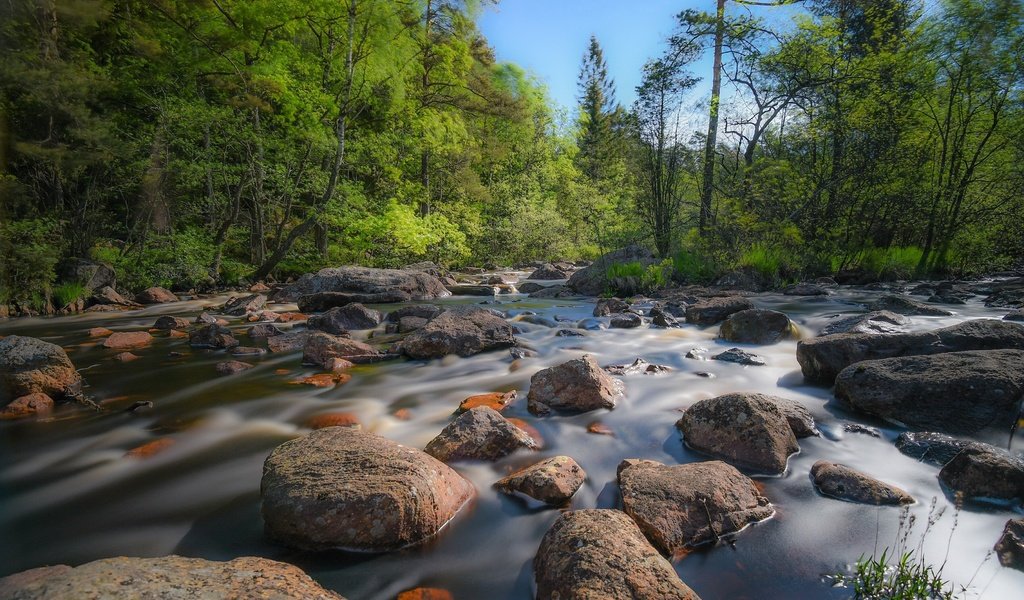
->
(52, 282, 88, 308)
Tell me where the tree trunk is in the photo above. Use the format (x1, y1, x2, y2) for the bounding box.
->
(698, 0, 725, 235)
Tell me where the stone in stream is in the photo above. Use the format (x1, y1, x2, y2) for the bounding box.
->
(618, 459, 773, 553)
(518, 314, 559, 328)
(278, 266, 450, 303)
(894, 432, 1001, 467)
(594, 297, 629, 317)
(102, 331, 153, 350)
(267, 331, 312, 353)
(718, 308, 799, 344)
(556, 329, 585, 337)
(529, 285, 575, 299)
(261, 427, 474, 552)
(517, 282, 545, 294)
(1005, 309, 1024, 322)
(298, 291, 410, 312)
(867, 294, 954, 316)
(782, 282, 830, 296)
(458, 390, 517, 413)
(400, 307, 516, 360)
(494, 455, 585, 506)
(0, 335, 83, 400)
(307, 303, 382, 334)
(247, 323, 282, 338)
(89, 285, 138, 308)
(566, 245, 658, 296)
(796, 319, 1024, 384)
(1, 393, 54, 419)
(676, 392, 812, 474)
(610, 312, 643, 328)
(153, 315, 191, 330)
(215, 360, 253, 375)
(685, 296, 755, 326)
(834, 349, 1024, 435)
(423, 406, 537, 462)
(711, 347, 765, 366)
(650, 306, 678, 327)
(818, 311, 910, 336)
(527, 355, 624, 416)
(219, 293, 267, 316)
(995, 518, 1024, 571)
(810, 460, 914, 505)
(0, 555, 344, 600)
(189, 324, 239, 349)
(134, 286, 178, 304)
(528, 264, 569, 280)
(938, 447, 1024, 505)
(603, 358, 672, 376)
(302, 331, 381, 367)
(445, 284, 500, 296)
(533, 509, 701, 600)
(385, 304, 444, 323)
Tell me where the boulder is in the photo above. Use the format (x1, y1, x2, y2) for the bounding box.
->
(533, 509, 701, 600)
(834, 349, 1024, 435)
(518, 282, 545, 294)
(529, 285, 575, 299)
(818, 311, 910, 336)
(527, 355, 623, 416)
(782, 282, 830, 296)
(261, 427, 474, 551)
(528, 264, 569, 280)
(215, 360, 253, 375)
(219, 294, 267, 316)
(189, 324, 239, 349)
(248, 323, 282, 338)
(279, 266, 450, 303)
(401, 307, 516, 360)
(153, 316, 191, 330)
(714, 267, 772, 292)
(135, 286, 178, 304)
(102, 331, 153, 350)
(984, 280, 1024, 308)
(267, 331, 312, 353)
(1, 393, 54, 419)
(604, 358, 672, 376)
(619, 459, 773, 552)
(298, 291, 410, 312)
(650, 306, 678, 327)
(89, 285, 138, 308)
(995, 518, 1024, 571)
(719, 309, 799, 344)
(797, 319, 1024, 384)
(446, 284, 499, 296)
(567, 245, 658, 296)
(610, 312, 643, 328)
(938, 447, 1024, 504)
(459, 390, 517, 413)
(424, 406, 537, 462)
(594, 298, 629, 317)
(894, 432, 998, 467)
(398, 316, 428, 333)
(0, 556, 343, 600)
(308, 303, 382, 334)
(57, 258, 116, 291)
(676, 392, 804, 474)
(386, 304, 444, 323)
(867, 294, 954, 316)
(810, 461, 913, 505)
(494, 455, 585, 506)
(0, 336, 82, 401)
(302, 332, 381, 367)
(711, 348, 765, 366)
(685, 296, 755, 326)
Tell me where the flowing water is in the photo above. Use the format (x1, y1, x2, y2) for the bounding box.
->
(1, 277, 1022, 599)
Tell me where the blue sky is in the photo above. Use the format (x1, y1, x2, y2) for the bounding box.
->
(477, 0, 805, 117)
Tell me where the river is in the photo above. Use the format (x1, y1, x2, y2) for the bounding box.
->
(1, 276, 1022, 599)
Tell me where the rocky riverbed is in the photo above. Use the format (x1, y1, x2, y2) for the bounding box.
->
(1, 265, 1023, 599)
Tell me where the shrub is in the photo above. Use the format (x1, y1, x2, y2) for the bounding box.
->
(605, 259, 673, 296)
(673, 249, 717, 283)
(0, 218, 62, 306)
(52, 282, 88, 308)
(856, 246, 924, 280)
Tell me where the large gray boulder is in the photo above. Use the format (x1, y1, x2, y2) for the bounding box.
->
(494, 455, 585, 506)
(219, 294, 266, 316)
(895, 432, 1001, 467)
(528, 263, 569, 280)
(533, 509, 701, 600)
(797, 319, 1024, 384)
(527, 355, 624, 415)
(685, 296, 755, 326)
(834, 349, 1024, 435)
(261, 427, 475, 552)
(867, 294, 954, 316)
(0, 556, 343, 600)
(995, 518, 1024, 571)
(0, 336, 82, 401)
(676, 392, 810, 474)
(567, 245, 657, 296)
(819, 311, 910, 336)
(401, 307, 516, 359)
(302, 332, 381, 367)
(308, 303, 382, 333)
(618, 459, 773, 553)
(718, 308, 799, 344)
(810, 461, 914, 505)
(423, 406, 537, 462)
(280, 266, 450, 303)
(938, 447, 1024, 504)
(57, 258, 115, 291)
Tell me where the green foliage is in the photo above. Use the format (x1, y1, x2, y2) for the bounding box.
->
(0, 218, 61, 306)
(90, 229, 217, 292)
(672, 249, 717, 283)
(842, 548, 957, 600)
(738, 244, 790, 282)
(852, 247, 925, 280)
(605, 259, 673, 295)
(52, 283, 89, 308)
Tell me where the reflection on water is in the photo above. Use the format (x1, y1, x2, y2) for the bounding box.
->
(1, 281, 1022, 599)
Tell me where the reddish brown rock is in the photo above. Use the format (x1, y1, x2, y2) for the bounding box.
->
(113, 352, 139, 362)
(306, 412, 360, 429)
(277, 312, 308, 323)
(495, 455, 585, 506)
(586, 421, 614, 436)
(995, 518, 1024, 571)
(88, 327, 113, 337)
(189, 324, 239, 349)
(459, 390, 517, 413)
(810, 460, 914, 505)
(291, 373, 352, 387)
(397, 589, 453, 600)
(250, 282, 271, 292)
(261, 427, 475, 551)
(216, 360, 253, 375)
(425, 406, 538, 462)
(0, 335, 83, 400)
(153, 316, 191, 330)
(527, 355, 623, 416)
(102, 331, 153, 350)
(618, 459, 774, 552)
(1, 393, 54, 420)
(401, 307, 516, 359)
(125, 437, 176, 458)
(0, 555, 343, 599)
(168, 330, 188, 339)
(534, 509, 701, 600)
(303, 332, 381, 368)
(135, 287, 178, 304)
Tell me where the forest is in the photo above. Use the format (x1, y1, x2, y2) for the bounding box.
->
(1, 0, 1022, 311)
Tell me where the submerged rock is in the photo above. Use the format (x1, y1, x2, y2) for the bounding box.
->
(302, 332, 381, 367)
(215, 360, 253, 375)
(494, 455, 585, 506)
(594, 297, 629, 317)
(867, 294, 954, 316)
(685, 296, 755, 326)
(677, 392, 803, 474)
(527, 355, 623, 415)
(280, 266, 450, 303)
(718, 309, 799, 344)
(134, 286, 178, 304)
(0, 556, 344, 600)
(424, 406, 537, 462)
(995, 518, 1024, 571)
(102, 331, 152, 350)
(834, 349, 1024, 435)
(818, 311, 910, 336)
(1, 393, 54, 419)
(711, 347, 765, 366)
(533, 509, 701, 600)
(895, 432, 998, 467)
(0, 335, 82, 400)
(401, 307, 516, 360)
(261, 427, 474, 552)
(603, 358, 672, 376)
(938, 447, 1024, 505)
(618, 459, 773, 552)
(189, 324, 239, 349)
(153, 316, 191, 330)
(810, 461, 914, 505)
(610, 312, 643, 328)
(248, 323, 282, 338)
(219, 294, 267, 316)
(797, 319, 1024, 384)
(308, 303, 382, 333)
